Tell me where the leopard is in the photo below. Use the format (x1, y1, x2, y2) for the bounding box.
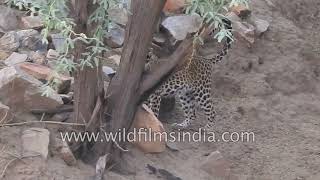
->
(147, 21, 233, 131)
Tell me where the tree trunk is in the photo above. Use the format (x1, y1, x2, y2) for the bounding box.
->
(103, 0, 165, 165)
(70, 0, 104, 158)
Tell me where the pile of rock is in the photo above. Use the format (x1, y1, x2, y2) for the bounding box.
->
(0, 5, 73, 126)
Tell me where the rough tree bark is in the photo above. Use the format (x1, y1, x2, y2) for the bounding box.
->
(103, 0, 166, 164)
(69, 0, 104, 157)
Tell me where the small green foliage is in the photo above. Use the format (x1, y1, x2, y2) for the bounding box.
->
(185, 0, 250, 42)
(6, 0, 120, 96)
(7, 0, 118, 72)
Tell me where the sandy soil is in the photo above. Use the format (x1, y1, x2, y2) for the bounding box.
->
(0, 0, 319, 180)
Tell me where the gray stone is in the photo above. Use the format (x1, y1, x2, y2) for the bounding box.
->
(4, 52, 28, 66)
(153, 33, 166, 45)
(47, 49, 59, 59)
(0, 31, 20, 51)
(51, 33, 66, 51)
(22, 128, 50, 159)
(28, 51, 46, 65)
(200, 151, 231, 178)
(250, 17, 270, 36)
(105, 24, 125, 48)
(161, 14, 202, 41)
(17, 29, 47, 51)
(108, 7, 128, 26)
(108, 54, 121, 66)
(103, 66, 116, 78)
(0, 5, 19, 33)
(226, 12, 255, 44)
(0, 66, 63, 112)
(0, 49, 11, 60)
(0, 29, 47, 52)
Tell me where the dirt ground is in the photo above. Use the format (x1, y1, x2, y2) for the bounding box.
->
(0, 0, 319, 179)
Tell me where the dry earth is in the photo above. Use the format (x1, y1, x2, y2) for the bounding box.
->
(0, 0, 319, 180)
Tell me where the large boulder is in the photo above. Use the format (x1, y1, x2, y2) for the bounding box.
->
(18, 62, 72, 94)
(130, 104, 166, 153)
(4, 52, 28, 66)
(0, 66, 63, 112)
(21, 16, 44, 29)
(0, 5, 19, 33)
(161, 14, 202, 41)
(22, 128, 50, 159)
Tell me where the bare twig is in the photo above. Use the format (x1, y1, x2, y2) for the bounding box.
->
(0, 158, 18, 179)
(113, 140, 129, 152)
(86, 96, 102, 131)
(31, 105, 73, 114)
(0, 110, 8, 125)
(40, 113, 46, 122)
(100, 129, 129, 152)
(0, 121, 85, 127)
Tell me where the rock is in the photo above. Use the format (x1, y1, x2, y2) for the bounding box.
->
(163, 0, 186, 13)
(47, 49, 59, 59)
(51, 112, 71, 122)
(161, 14, 202, 41)
(130, 104, 166, 153)
(4, 52, 28, 66)
(29, 51, 46, 65)
(60, 140, 77, 166)
(0, 102, 13, 124)
(21, 16, 43, 29)
(17, 29, 47, 51)
(249, 17, 270, 36)
(230, 5, 251, 19)
(108, 54, 121, 66)
(105, 24, 125, 48)
(52, 138, 77, 166)
(0, 31, 20, 51)
(108, 7, 128, 26)
(60, 93, 73, 104)
(51, 33, 66, 51)
(226, 12, 255, 44)
(0, 29, 46, 52)
(18, 63, 72, 94)
(0, 5, 19, 33)
(166, 141, 179, 152)
(0, 61, 5, 70)
(226, 12, 242, 22)
(200, 151, 231, 178)
(22, 128, 50, 159)
(153, 33, 166, 45)
(0, 50, 10, 60)
(103, 66, 116, 78)
(18, 62, 52, 80)
(0, 66, 63, 112)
